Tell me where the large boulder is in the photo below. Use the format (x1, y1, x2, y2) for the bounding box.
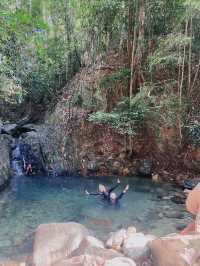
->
(69, 235, 123, 261)
(53, 254, 104, 266)
(149, 234, 200, 266)
(33, 223, 90, 266)
(1, 123, 18, 135)
(0, 135, 11, 189)
(104, 257, 136, 266)
(20, 126, 46, 175)
(122, 233, 156, 263)
(21, 124, 76, 176)
(55, 256, 136, 266)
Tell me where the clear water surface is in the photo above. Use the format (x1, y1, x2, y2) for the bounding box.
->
(0, 175, 191, 259)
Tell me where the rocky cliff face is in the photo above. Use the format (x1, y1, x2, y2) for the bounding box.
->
(14, 53, 200, 181)
(0, 135, 11, 188)
(39, 57, 158, 177)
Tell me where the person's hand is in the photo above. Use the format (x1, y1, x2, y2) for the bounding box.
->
(85, 190, 89, 195)
(117, 178, 120, 184)
(124, 184, 129, 193)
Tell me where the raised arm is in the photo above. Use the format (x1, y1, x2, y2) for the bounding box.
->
(85, 190, 101, 196)
(108, 178, 121, 194)
(116, 184, 129, 201)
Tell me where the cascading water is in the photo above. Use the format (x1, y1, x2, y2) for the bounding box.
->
(10, 137, 24, 190)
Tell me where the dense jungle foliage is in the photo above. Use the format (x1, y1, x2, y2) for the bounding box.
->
(1, 0, 200, 143)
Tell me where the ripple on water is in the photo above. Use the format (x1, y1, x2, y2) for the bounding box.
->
(0, 175, 189, 258)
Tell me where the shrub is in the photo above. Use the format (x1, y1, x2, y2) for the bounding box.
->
(89, 86, 159, 135)
(99, 68, 131, 91)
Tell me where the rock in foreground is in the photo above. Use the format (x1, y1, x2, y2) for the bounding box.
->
(149, 233, 200, 266)
(3, 222, 200, 266)
(33, 222, 90, 266)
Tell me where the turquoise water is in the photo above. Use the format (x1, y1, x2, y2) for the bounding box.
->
(0, 175, 191, 258)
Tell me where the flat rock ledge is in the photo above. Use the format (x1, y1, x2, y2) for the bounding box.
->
(1, 222, 200, 266)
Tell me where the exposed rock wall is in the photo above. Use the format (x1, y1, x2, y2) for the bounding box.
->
(43, 58, 156, 177)
(0, 135, 11, 188)
(36, 54, 200, 180)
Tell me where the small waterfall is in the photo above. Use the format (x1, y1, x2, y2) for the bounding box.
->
(10, 138, 24, 177)
(10, 138, 24, 191)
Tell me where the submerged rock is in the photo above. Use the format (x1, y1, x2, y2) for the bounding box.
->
(171, 195, 185, 205)
(163, 211, 184, 219)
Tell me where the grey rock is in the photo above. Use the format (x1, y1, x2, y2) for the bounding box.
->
(3, 123, 18, 134)
(138, 159, 153, 176)
(0, 135, 11, 189)
(122, 233, 155, 262)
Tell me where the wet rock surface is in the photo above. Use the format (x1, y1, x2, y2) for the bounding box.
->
(20, 129, 46, 175)
(0, 135, 11, 189)
(138, 159, 153, 177)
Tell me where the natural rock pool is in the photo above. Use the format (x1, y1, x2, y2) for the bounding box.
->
(0, 175, 192, 259)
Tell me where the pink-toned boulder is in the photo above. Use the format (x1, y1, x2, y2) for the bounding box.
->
(149, 234, 200, 266)
(53, 254, 104, 266)
(81, 236, 105, 249)
(67, 234, 123, 265)
(33, 223, 90, 266)
(104, 257, 136, 266)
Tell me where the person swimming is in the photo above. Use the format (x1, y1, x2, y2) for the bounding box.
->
(85, 178, 129, 204)
(109, 185, 129, 204)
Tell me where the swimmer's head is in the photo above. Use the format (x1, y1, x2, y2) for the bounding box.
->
(110, 192, 117, 201)
(99, 184, 106, 193)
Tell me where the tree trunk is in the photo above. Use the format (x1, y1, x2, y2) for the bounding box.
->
(188, 16, 193, 95)
(127, 0, 133, 66)
(178, 19, 188, 145)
